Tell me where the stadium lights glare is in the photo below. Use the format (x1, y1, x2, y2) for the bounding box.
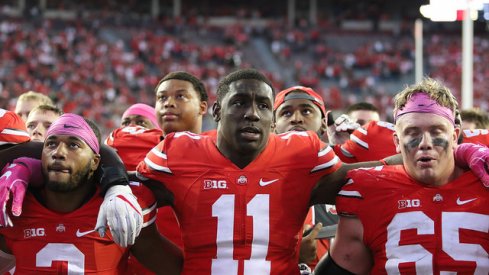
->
(420, 0, 488, 21)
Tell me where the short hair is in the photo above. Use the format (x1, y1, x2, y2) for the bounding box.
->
(18, 91, 53, 106)
(346, 102, 379, 114)
(84, 118, 101, 147)
(460, 108, 489, 129)
(393, 77, 458, 118)
(155, 71, 208, 102)
(30, 104, 63, 116)
(216, 68, 274, 104)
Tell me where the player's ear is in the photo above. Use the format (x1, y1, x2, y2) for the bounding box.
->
(199, 100, 208, 116)
(452, 126, 460, 147)
(319, 116, 327, 135)
(393, 133, 401, 153)
(212, 102, 221, 122)
(90, 154, 101, 173)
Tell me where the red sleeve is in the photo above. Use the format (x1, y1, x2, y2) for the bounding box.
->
(312, 141, 342, 175)
(462, 129, 489, 146)
(129, 181, 157, 228)
(105, 126, 162, 171)
(0, 109, 30, 145)
(336, 169, 370, 217)
(336, 121, 396, 163)
(136, 136, 172, 178)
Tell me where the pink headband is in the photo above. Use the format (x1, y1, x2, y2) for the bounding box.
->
(46, 113, 100, 153)
(122, 103, 160, 129)
(394, 92, 455, 125)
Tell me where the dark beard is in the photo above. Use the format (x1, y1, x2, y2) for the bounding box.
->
(45, 163, 93, 193)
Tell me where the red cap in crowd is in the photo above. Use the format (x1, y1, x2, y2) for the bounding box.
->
(274, 86, 326, 117)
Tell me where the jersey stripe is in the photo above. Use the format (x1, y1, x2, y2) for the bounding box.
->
(351, 134, 369, 150)
(143, 213, 157, 227)
(142, 203, 157, 216)
(311, 155, 340, 173)
(2, 128, 30, 137)
(144, 157, 172, 174)
(150, 147, 167, 160)
(337, 190, 363, 198)
(340, 146, 355, 158)
(318, 146, 332, 157)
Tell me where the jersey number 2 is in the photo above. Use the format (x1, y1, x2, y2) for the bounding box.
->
(212, 194, 270, 275)
(36, 243, 84, 275)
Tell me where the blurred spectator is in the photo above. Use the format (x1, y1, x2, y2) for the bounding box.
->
(460, 108, 489, 130)
(14, 91, 54, 122)
(345, 102, 380, 126)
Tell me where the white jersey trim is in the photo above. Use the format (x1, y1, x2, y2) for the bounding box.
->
(338, 190, 362, 198)
(351, 134, 368, 150)
(144, 157, 172, 174)
(311, 155, 340, 173)
(150, 147, 167, 160)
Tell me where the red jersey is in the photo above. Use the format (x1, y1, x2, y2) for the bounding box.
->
(0, 183, 156, 274)
(137, 130, 342, 275)
(104, 126, 163, 171)
(462, 129, 489, 146)
(337, 166, 489, 274)
(105, 126, 181, 275)
(0, 109, 30, 146)
(333, 121, 396, 163)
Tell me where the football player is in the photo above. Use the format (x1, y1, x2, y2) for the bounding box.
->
(315, 78, 489, 274)
(0, 114, 182, 274)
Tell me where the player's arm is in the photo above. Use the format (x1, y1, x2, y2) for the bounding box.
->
(310, 151, 402, 205)
(314, 216, 372, 275)
(130, 222, 183, 275)
(310, 161, 377, 205)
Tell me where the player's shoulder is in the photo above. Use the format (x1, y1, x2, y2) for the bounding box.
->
(361, 120, 395, 134)
(272, 131, 324, 158)
(106, 126, 162, 144)
(161, 131, 215, 154)
(0, 109, 30, 144)
(274, 130, 321, 146)
(346, 165, 406, 189)
(164, 131, 208, 144)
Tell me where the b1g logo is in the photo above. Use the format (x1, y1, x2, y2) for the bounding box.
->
(24, 228, 46, 238)
(398, 199, 421, 209)
(203, 180, 228, 190)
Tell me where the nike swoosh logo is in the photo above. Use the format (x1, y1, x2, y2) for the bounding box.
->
(0, 171, 12, 181)
(259, 178, 279, 186)
(456, 197, 477, 205)
(76, 229, 96, 237)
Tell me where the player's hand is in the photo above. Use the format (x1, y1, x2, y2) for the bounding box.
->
(95, 185, 143, 247)
(327, 114, 359, 145)
(455, 143, 489, 187)
(299, 223, 322, 264)
(0, 157, 42, 227)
